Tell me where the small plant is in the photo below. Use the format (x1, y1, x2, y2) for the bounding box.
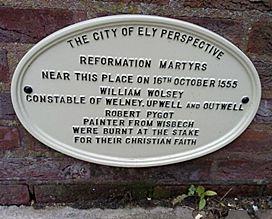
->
(172, 185, 217, 210)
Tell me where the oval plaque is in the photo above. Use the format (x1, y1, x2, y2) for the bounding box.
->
(12, 15, 261, 167)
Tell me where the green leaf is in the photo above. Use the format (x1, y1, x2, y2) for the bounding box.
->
(172, 194, 188, 206)
(196, 186, 205, 196)
(188, 185, 196, 196)
(199, 198, 206, 210)
(204, 190, 217, 196)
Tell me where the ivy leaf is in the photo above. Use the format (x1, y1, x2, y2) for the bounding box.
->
(204, 190, 217, 196)
(199, 198, 206, 210)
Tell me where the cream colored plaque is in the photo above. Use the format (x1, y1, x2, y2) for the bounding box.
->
(11, 15, 261, 167)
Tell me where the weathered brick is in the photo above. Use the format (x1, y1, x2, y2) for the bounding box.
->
(89, 159, 212, 184)
(0, 0, 86, 10)
(0, 49, 9, 82)
(248, 22, 272, 56)
(253, 60, 272, 92)
(6, 44, 33, 79)
(200, 126, 272, 161)
(201, 184, 264, 197)
(0, 184, 29, 205)
(212, 160, 272, 182)
(175, 17, 244, 46)
(255, 99, 272, 123)
(0, 93, 15, 119)
(86, 2, 140, 17)
(34, 183, 265, 205)
(0, 158, 91, 182)
(0, 126, 20, 150)
(0, 8, 87, 43)
(95, 0, 170, 3)
(21, 134, 63, 158)
(35, 183, 152, 205)
(184, 0, 272, 11)
(229, 127, 272, 153)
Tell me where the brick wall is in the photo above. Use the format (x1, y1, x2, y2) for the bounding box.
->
(0, 0, 271, 205)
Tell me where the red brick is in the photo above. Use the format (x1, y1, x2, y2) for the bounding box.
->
(255, 99, 272, 123)
(212, 160, 272, 182)
(0, 184, 29, 205)
(21, 130, 63, 158)
(0, 49, 9, 82)
(6, 44, 33, 78)
(0, 8, 87, 43)
(0, 158, 90, 182)
(248, 22, 272, 56)
(229, 128, 272, 153)
(184, 0, 272, 11)
(0, 0, 86, 10)
(0, 93, 16, 119)
(201, 126, 272, 161)
(0, 127, 20, 150)
(174, 17, 244, 46)
(89, 159, 212, 184)
(253, 60, 272, 91)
